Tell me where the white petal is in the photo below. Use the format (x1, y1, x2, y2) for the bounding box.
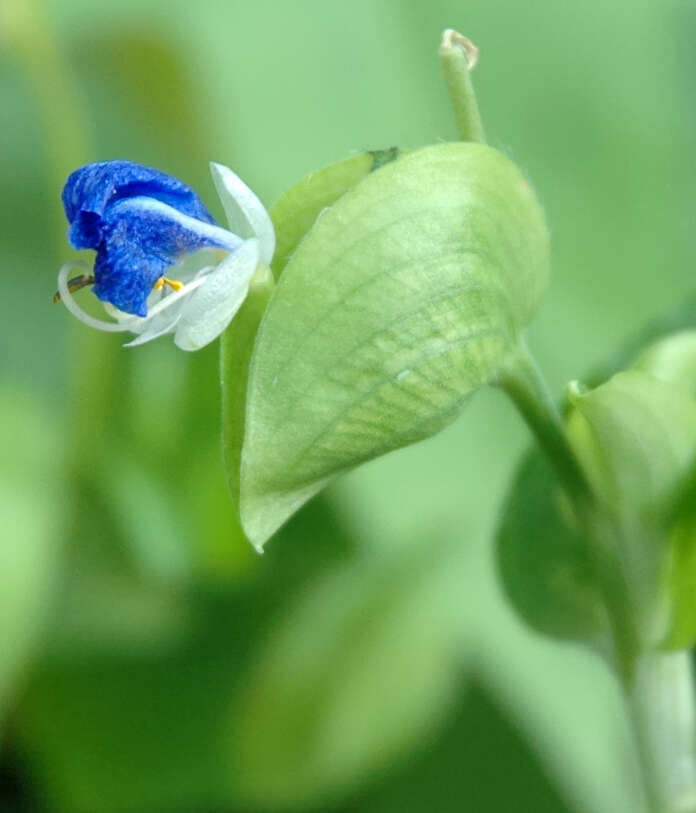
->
(118, 196, 243, 252)
(121, 284, 196, 345)
(210, 162, 275, 266)
(174, 239, 260, 352)
(124, 313, 182, 347)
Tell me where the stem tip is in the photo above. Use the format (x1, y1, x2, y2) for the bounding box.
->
(440, 29, 480, 71)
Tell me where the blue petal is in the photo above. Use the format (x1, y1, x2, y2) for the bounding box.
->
(62, 160, 217, 250)
(92, 197, 241, 317)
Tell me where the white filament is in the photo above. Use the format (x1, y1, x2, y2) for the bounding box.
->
(57, 262, 208, 334)
(57, 263, 136, 332)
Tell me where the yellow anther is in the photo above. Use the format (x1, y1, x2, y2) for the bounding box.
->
(154, 276, 184, 292)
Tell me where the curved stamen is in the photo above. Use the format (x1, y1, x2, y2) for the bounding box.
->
(53, 273, 95, 303)
(58, 263, 138, 332)
(57, 262, 209, 333)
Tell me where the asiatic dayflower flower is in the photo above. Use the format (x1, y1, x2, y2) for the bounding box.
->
(56, 160, 275, 350)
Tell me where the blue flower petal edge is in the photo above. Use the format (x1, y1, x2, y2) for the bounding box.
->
(62, 161, 240, 316)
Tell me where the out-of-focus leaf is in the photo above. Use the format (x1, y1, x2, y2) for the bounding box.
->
(353, 680, 572, 813)
(18, 598, 242, 813)
(238, 143, 550, 548)
(496, 449, 606, 642)
(631, 329, 696, 397)
(229, 543, 462, 808)
(101, 450, 192, 587)
(15, 497, 356, 813)
(0, 391, 64, 722)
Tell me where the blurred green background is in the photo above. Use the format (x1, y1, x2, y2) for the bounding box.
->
(1, 0, 693, 810)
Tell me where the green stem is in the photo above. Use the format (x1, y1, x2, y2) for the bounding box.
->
(439, 29, 486, 143)
(220, 265, 275, 509)
(630, 652, 696, 813)
(496, 341, 592, 508)
(496, 341, 639, 680)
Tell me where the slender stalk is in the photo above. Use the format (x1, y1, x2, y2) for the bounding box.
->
(496, 341, 639, 679)
(496, 340, 593, 508)
(220, 265, 275, 509)
(439, 29, 486, 143)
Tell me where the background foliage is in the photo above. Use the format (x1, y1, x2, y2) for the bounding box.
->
(1, 0, 693, 811)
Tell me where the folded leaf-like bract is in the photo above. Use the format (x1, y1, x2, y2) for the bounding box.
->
(233, 143, 550, 549)
(498, 328, 696, 651)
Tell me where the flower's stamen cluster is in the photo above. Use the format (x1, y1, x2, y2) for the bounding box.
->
(154, 276, 185, 293)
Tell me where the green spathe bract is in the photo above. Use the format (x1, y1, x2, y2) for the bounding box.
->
(497, 330, 696, 653)
(629, 330, 696, 648)
(236, 142, 550, 549)
(567, 371, 696, 526)
(568, 366, 696, 648)
(221, 152, 383, 522)
(270, 152, 379, 280)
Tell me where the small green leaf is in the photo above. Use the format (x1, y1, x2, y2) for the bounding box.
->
(496, 450, 606, 642)
(240, 142, 550, 548)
